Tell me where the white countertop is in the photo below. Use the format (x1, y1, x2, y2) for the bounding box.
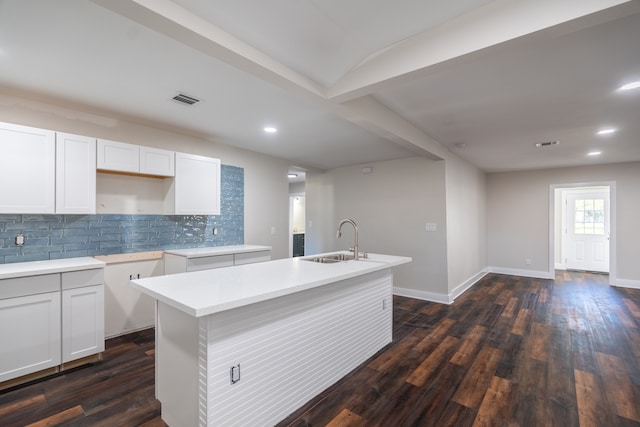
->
(131, 252, 411, 317)
(0, 257, 105, 280)
(163, 245, 272, 258)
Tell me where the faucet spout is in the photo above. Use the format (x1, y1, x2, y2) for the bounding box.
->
(337, 218, 359, 260)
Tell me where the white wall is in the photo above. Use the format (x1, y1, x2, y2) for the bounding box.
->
(487, 162, 640, 286)
(0, 92, 290, 259)
(445, 153, 487, 294)
(305, 157, 449, 295)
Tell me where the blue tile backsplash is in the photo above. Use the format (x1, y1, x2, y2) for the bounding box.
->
(0, 165, 244, 264)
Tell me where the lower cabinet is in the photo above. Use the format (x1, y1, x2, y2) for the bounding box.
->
(164, 249, 271, 274)
(62, 285, 105, 363)
(0, 291, 61, 382)
(0, 264, 105, 386)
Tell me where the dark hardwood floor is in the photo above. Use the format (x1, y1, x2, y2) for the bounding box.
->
(1, 271, 639, 426)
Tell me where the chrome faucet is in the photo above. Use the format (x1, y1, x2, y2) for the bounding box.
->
(336, 218, 359, 260)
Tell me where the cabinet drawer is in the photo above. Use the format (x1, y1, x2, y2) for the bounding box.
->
(62, 269, 104, 290)
(186, 255, 233, 272)
(0, 274, 60, 300)
(234, 251, 271, 265)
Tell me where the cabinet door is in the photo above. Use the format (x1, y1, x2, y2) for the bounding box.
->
(96, 139, 139, 173)
(140, 146, 175, 177)
(56, 133, 97, 214)
(0, 292, 61, 382)
(0, 121, 55, 213)
(173, 153, 221, 215)
(62, 285, 105, 363)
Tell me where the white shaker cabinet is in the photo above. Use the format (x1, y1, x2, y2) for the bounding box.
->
(56, 132, 97, 214)
(0, 259, 105, 386)
(139, 146, 175, 176)
(0, 274, 61, 383)
(61, 269, 105, 363)
(0, 121, 55, 214)
(166, 152, 221, 215)
(61, 285, 105, 363)
(97, 139, 175, 177)
(96, 139, 139, 173)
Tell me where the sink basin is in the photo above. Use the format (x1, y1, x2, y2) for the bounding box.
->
(301, 253, 355, 263)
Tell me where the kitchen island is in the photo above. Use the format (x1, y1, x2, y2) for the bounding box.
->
(131, 252, 410, 426)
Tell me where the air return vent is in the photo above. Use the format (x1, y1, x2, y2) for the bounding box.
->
(535, 140, 560, 148)
(171, 92, 201, 106)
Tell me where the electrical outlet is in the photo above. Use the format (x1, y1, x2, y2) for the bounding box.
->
(213, 227, 218, 236)
(15, 234, 25, 246)
(271, 226, 276, 235)
(525, 258, 532, 266)
(230, 364, 241, 384)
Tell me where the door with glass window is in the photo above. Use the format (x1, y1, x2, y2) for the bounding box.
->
(565, 189, 610, 272)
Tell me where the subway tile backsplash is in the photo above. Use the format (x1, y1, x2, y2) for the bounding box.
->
(0, 165, 244, 264)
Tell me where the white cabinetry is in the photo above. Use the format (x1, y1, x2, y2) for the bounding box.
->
(0, 121, 55, 213)
(0, 274, 61, 382)
(56, 133, 96, 214)
(140, 146, 175, 176)
(61, 269, 105, 362)
(164, 246, 271, 274)
(0, 259, 105, 386)
(166, 152, 220, 215)
(97, 139, 175, 177)
(97, 139, 139, 173)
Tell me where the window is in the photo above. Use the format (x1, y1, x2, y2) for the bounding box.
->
(574, 198, 605, 235)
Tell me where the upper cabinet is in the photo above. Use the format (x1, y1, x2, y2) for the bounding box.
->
(97, 139, 138, 173)
(140, 146, 175, 176)
(97, 139, 175, 177)
(0, 122, 56, 214)
(56, 133, 96, 214)
(166, 152, 221, 215)
(0, 121, 221, 215)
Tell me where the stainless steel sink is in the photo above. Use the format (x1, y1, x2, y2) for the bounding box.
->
(302, 253, 355, 263)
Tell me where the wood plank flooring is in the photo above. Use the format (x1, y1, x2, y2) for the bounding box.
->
(1, 271, 639, 426)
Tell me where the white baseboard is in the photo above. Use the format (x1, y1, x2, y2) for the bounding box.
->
(488, 266, 553, 280)
(450, 270, 489, 301)
(612, 277, 640, 289)
(393, 287, 452, 304)
(393, 269, 489, 305)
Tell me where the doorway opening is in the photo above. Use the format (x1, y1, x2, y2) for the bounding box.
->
(288, 169, 306, 257)
(551, 182, 616, 281)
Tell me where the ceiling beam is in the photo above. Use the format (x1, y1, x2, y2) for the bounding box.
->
(328, 0, 639, 103)
(90, 0, 326, 101)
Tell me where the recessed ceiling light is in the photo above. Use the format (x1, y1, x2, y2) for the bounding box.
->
(588, 151, 602, 156)
(264, 126, 277, 133)
(597, 128, 616, 135)
(288, 173, 297, 178)
(618, 81, 640, 91)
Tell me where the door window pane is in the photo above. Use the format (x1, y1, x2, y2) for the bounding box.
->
(574, 198, 605, 235)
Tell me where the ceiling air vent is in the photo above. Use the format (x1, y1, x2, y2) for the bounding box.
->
(535, 141, 560, 148)
(171, 92, 201, 106)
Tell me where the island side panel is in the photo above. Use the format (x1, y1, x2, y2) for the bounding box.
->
(202, 269, 393, 426)
(156, 302, 201, 427)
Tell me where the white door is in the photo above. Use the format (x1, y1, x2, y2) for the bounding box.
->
(565, 189, 610, 272)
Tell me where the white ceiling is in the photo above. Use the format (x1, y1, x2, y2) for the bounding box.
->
(1, 0, 639, 174)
